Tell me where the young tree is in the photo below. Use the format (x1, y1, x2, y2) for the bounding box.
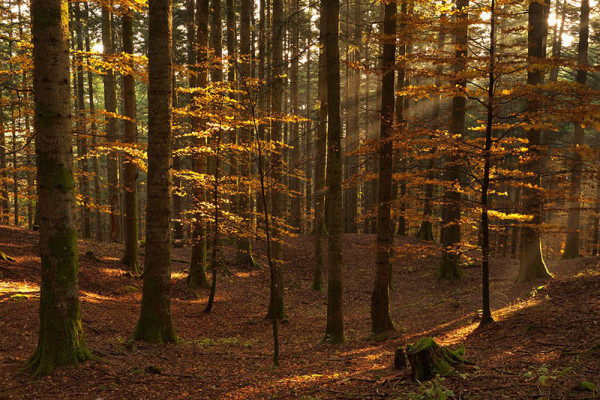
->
(371, 0, 396, 335)
(28, 0, 91, 375)
(132, 0, 177, 344)
(323, 0, 343, 343)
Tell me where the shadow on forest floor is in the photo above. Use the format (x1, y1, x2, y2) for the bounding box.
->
(0, 225, 599, 399)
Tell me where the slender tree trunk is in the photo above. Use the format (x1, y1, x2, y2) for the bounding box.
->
(480, 0, 496, 327)
(233, 0, 260, 268)
(84, 1, 103, 242)
(188, 0, 210, 290)
(516, 0, 552, 283)
(323, 0, 343, 343)
(121, 9, 140, 274)
(28, 0, 91, 376)
(266, 0, 286, 321)
(418, 10, 444, 242)
(132, 0, 177, 344)
(101, 5, 119, 243)
(0, 99, 8, 224)
(312, 9, 327, 292)
(371, 0, 396, 335)
(437, 0, 468, 280)
(562, 0, 589, 260)
(290, 0, 301, 232)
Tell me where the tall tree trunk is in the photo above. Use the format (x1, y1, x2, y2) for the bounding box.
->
(562, 0, 589, 260)
(75, 3, 90, 238)
(0, 101, 8, 224)
(28, 0, 91, 375)
(188, 0, 210, 290)
(343, 0, 360, 234)
(418, 10, 444, 242)
(516, 0, 552, 283)
(312, 8, 327, 292)
(132, 0, 177, 343)
(234, 0, 260, 268)
(437, 0, 468, 280)
(290, 0, 301, 232)
(101, 5, 119, 243)
(121, 8, 140, 274)
(266, 0, 286, 321)
(371, 0, 396, 335)
(323, 0, 344, 343)
(304, 33, 313, 234)
(84, 1, 103, 242)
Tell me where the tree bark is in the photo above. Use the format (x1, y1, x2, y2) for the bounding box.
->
(121, 9, 140, 274)
(323, 0, 344, 343)
(28, 0, 91, 375)
(371, 0, 396, 335)
(562, 0, 589, 260)
(437, 0, 468, 280)
(516, 0, 552, 283)
(101, 5, 119, 243)
(132, 0, 177, 343)
(266, 0, 286, 321)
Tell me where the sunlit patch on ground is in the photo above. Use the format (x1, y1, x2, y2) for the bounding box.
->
(0, 280, 40, 301)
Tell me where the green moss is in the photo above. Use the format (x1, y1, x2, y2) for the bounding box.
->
(10, 294, 30, 301)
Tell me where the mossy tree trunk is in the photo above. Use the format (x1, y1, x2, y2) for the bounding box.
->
(371, 0, 396, 336)
(323, 0, 344, 343)
(132, 0, 177, 344)
(188, 0, 210, 291)
(437, 0, 468, 280)
(562, 0, 589, 260)
(28, 0, 91, 376)
(121, 9, 139, 275)
(516, 0, 552, 283)
(266, 0, 286, 321)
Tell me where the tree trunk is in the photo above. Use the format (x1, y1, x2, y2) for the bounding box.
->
(234, 0, 260, 269)
(266, 0, 286, 321)
(562, 0, 589, 260)
(101, 5, 119, 243)
(28, 0, 91, 375)
(312, 8, 327, 292)
(323, 0, 344, 343)
(371, 0, 396, 335)
(437, 0, 468, 280)
(121, 9, 140, 274)
(188, 0, 210, 290)
(516, 0, 552, 283)
(132, 0, 177, 344)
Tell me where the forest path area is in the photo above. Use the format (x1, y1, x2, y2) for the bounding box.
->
(0, 224, 599, 399)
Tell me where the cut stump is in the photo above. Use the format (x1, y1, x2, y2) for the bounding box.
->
(405, 337, 471, 381)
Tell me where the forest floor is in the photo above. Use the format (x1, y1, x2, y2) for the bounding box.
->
(0, 225, 599, 399)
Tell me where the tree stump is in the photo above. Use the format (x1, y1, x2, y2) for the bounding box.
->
(405, 337, 470, 381)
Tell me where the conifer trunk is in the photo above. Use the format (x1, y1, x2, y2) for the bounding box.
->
(188, 0, 210, 290)
(28, 0, 91, 375)
(516, 0, 552, 283)
(437, 0, 468, 280)
(121, 9, 139, 274)
(371, 0, 396, 335)
(323, 0, 343, 343)
(132, 0, 177, 344)
(101, 5, 119, 243)
(562, 0, 589, 260)
(312, 8, 327, 292)
(266, 0, 286, 321)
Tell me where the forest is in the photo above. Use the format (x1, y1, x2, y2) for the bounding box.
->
(0, 0, 600, 398)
